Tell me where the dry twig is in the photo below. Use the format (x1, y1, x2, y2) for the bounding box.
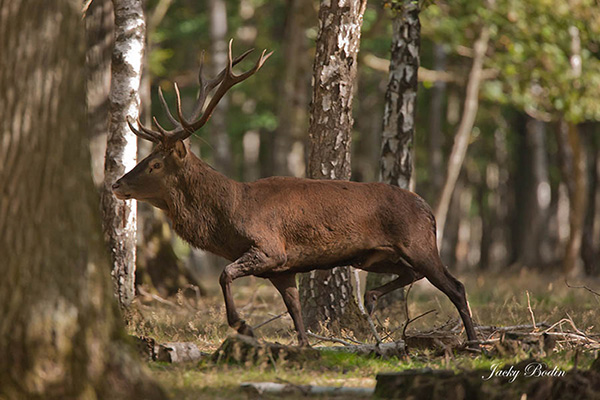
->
(253, 312, 287, 331)
(137, 285, 178, 308)
(352, 267, 382, 343)
(306, 331, 356, 346)
(565, 280, 600, 298)
(526, 291, 537, 330)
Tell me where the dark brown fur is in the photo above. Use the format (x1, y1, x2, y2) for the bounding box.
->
(113, 42, 477, 346)
(114, 142, 478, 346)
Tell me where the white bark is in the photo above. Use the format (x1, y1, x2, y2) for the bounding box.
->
(379, 3, 420, 190)
(299, 0, 368, 335)
(102, 0, 145, 308)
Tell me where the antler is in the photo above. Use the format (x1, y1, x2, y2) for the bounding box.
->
(128, 39, 273, 146)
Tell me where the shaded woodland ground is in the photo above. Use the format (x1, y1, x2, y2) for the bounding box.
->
(127, 269, 600, 398)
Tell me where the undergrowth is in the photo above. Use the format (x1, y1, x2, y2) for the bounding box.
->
(126, 270, 600, 399)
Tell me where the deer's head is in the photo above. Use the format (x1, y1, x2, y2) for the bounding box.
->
(112, 40, 272, 208)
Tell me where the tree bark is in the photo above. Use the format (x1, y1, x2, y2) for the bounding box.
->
(299, 0, 368, 336)
(515, 117, 551, 267)
(85, 0, 114, 188)
(273, 0, 313, 177)
(555, 120, 587, 275)
(428, 43, 446, 200)
(366, 1, 420, 310)
(582, 123, 600, 275)
(208, 0, 232, 176)
(378, 4, 420, 189)
(480, 118, 511, 270)
(101, 0, 145, 308)
(0, 0, 165, 397)
(434, 27, 489, 246)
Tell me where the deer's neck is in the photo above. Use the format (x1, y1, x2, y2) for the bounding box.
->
(166, 156, 241, 255)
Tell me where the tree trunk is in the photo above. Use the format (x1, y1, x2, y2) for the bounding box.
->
(555, 120, 587, 275)
(434, 27, 489, 246)
(379, 4, 420, 189)
(366, 1, 420, 310)
(0, 1, 165, 397)
(582, 123, 600, 275)
(101, 0, 145, 308)
(208, 0, 232, 176)
(299, 0, 368, 336)
(273, 0, 313, 177)
(515, 117, 551, 267)
(428, 43, 446, 200)
(480, 118, 511, 270)
(85, 0, 114, 188)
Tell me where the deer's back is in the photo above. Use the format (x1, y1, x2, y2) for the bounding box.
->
(238, 177, 435, 269)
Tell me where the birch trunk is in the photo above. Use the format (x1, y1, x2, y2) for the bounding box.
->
(101, 0, 145, 308)
(299, 0, 368, 336)
(366, 1, 420, 309)
(0, 1, 164, 397)
(434, 27, 489, 246)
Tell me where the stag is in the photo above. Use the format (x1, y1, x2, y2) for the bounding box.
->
(113, 40, 478, 347)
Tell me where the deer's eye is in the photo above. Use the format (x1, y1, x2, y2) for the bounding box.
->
(152, 162, 162, 170)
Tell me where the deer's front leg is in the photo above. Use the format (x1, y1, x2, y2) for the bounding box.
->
(219, 247, 286, 337)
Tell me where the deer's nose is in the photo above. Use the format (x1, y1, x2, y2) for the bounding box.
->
(112, 182, 121, 190)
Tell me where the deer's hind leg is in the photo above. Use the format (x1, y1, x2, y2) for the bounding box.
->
(399, 244, 478, 345)
(363, 265, 423, 315)
(269, 273, 309, 347)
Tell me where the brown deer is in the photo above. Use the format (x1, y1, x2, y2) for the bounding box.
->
(113, 40, 478, 347)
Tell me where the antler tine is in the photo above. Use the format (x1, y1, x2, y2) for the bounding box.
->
(127, 116, 161, 143)
(188, 47, 255, 122)
(173, 82, 193, 130)
(174, 41, 272, 140)
(203, 47, 255, 93)
(189, 51, 209, 123)
(137, 117, 168, 142)
(158, 86, 181, 128)
(152, 116, 176, 137)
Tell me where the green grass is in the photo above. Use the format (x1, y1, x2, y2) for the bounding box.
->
(127, 270, 600, 399)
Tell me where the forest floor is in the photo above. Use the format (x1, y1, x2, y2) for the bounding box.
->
(126, 269, 600, 399)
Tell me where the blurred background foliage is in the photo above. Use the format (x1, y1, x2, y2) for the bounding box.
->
(137, 0, 600, 278)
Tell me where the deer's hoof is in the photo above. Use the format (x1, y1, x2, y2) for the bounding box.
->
(237, 321, 255, 337)
(364, 290, 378, 315)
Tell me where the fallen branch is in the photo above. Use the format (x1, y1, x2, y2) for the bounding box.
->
(381, 309, 437, 342)
(137, 285, 178, 308)
(241, 382, 374, 397)
(565, 280, 600, 298)
(543, 318, 585, 336)
(352, 267, 382, 343)
(157, 342, 205, 363)
(474, 323, 549, 332)
(307, 331, 356, 346)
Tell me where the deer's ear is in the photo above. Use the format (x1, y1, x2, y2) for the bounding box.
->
(174, 140, 187, 160)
